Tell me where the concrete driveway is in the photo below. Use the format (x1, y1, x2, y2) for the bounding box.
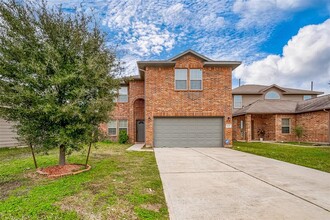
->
(154, 147, 330, 220)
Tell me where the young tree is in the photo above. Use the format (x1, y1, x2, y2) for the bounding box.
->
(294, 125, 304, 143)
(0, 0, 120, 165)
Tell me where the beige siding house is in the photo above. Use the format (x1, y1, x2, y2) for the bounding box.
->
(0, 118, 20, 147)
(232, 84, 321, 111)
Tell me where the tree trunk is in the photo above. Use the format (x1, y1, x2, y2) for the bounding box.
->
(29, 143, 38, 169)
(85, 142, 92, 168)
(59, 145, 66, 166)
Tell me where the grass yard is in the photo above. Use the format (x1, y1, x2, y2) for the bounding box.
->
(0, 142, 168, 220)
(233, 141, 330, 173)
(280, 141, 330, 147)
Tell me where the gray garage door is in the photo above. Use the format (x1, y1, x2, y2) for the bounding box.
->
(154, 117, 223, 147)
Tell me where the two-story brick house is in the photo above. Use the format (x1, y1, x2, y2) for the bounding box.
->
(232, 84, 330, 143)
(100, 50, 241, 147)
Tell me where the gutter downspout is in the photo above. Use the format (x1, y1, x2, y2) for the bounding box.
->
(324, 109, 330, 144)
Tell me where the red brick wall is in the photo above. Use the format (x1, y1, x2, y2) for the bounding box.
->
(100, 80, 145, 143)
(296, 111, 329, 143)
(134, 99, 145, 120)
(145, 53, 233, 147)
(233, 115, 245, 141)
(274, 114, 296, 142)
(128, 81, 145, 143)
(252, 114, 276, 141)
(233, 112, 329, 143)
(99, 102, 130, 141)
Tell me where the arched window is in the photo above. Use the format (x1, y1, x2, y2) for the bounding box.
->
(265, 91, 280, 100)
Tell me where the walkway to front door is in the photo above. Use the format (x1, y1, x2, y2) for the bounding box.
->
(154, 148, 330, 220)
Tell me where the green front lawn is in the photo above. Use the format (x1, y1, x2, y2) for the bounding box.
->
(280, 141, 330, 147)
(0, 142, 168, 219)
(233, 141, 330, 173)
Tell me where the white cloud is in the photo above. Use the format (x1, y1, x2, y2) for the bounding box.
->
(124, 21, 176, 56)
(233, 0, 328, 28)
(161, 3, 190, 27)
(200, 13, 225, 30)
(234, 19, 330, 94)
(39, 0, 330, 83)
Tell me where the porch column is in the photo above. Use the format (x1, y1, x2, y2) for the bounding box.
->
(274, 114, 279, 141)
(245, 114, 252, 142)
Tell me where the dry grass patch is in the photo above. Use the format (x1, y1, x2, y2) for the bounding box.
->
(0, 142, 169, 219)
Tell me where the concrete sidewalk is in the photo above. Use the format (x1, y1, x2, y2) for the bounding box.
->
(154, 148, 330, 220)
(126, 143, 153, 152)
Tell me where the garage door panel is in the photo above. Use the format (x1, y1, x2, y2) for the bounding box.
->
(154, 117, 223, 148)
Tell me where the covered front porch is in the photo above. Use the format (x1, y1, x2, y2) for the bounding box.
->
(233, 114, 296, 142)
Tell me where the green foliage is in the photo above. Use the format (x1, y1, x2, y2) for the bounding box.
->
(119, 130, 129, 144)
(294, 125, 304, 139)
(233, 141, 330, 173)
(0, 0, 120, 163)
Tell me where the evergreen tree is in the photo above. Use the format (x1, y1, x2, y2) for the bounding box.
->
(0, 0, 120, 165)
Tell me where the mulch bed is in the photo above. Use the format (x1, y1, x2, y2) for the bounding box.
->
(36, 164, 91, 178)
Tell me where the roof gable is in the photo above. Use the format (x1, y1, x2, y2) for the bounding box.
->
(168, 49, 213, 61)
(260, 84, 287, 93)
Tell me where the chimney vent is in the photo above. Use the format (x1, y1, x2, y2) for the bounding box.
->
(311, 81, 313, 91)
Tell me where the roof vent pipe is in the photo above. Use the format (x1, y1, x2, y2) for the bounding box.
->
(239, 78, 241, 87)
(311, 81, 313, 91)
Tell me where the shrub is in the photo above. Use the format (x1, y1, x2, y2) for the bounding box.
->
(101, 139, 112, 144)
(119, 130, 129, 144)
(294, 125, 304, 142)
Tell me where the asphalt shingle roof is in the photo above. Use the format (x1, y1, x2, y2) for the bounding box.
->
(232, 84, 323, 95)
(296, 94, 330, 113)
(233, 95, 330, 116)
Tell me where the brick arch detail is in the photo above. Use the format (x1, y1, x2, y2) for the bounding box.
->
(131, 98, 145, 143)
(127, 80, 145, 143)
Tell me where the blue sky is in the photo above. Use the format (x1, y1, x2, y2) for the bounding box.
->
(47, 0, 330, 93)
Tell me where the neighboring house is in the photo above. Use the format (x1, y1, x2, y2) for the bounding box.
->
(232, 84, 330, 143)
(0, 118, 20, 147)
(100, 49, 241, 147)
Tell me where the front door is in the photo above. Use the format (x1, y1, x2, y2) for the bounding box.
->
(136, 120, 145, 142)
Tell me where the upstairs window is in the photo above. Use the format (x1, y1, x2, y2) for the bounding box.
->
(265, 91, 280, 100)
(108, 120, 117, 136)
(175, 69, 187, 90)
(303, 95, 312, 100)
(190, 69, 203, 90)
(281, 118, 290, 134)
(118, 86, 128, 102)
(234, 95, 242, 108)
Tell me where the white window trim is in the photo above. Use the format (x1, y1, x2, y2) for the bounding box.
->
(175, 69, 204, 91)
(117, 86, 128, 103)
(281, 118, 291, 134)
(108, 119, 128, 136)
(175, 69, 188, 90)
(189, 69, 203, 90)
(234, 95, 242, 109)
(265, 91, 280, 100)
(118, 119, 128, 134)
(108, 120, 117, 136)
(303, 95, 312, 100)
